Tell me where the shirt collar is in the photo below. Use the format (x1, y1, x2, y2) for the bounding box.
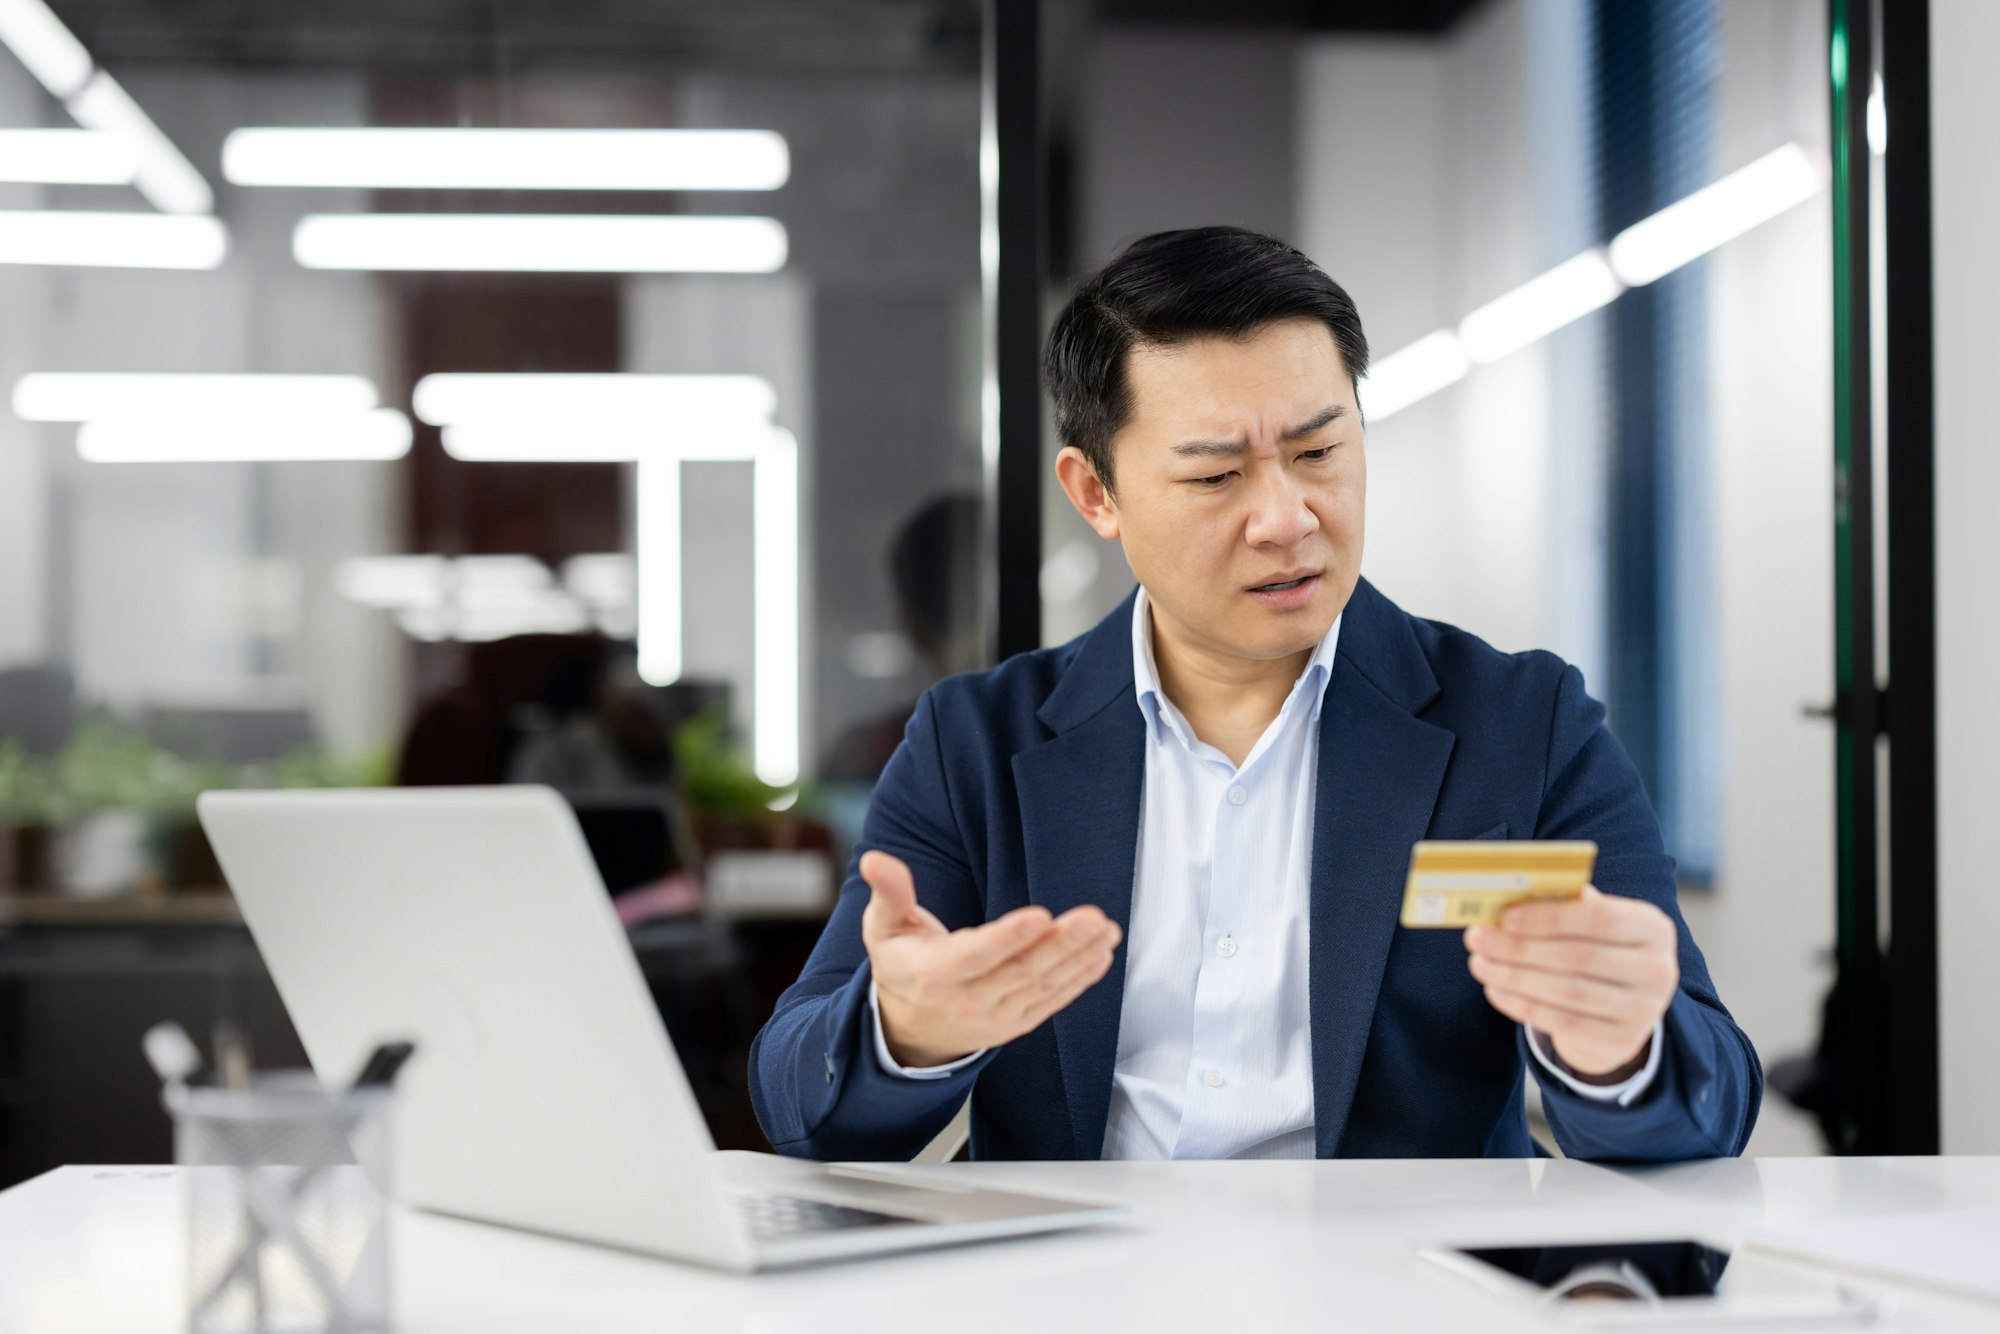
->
(1130, 586, 1344, 746)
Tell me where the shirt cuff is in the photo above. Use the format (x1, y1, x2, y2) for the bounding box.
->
(867, 979, 987, 1080)
(1525, 1020, 1664, 1107)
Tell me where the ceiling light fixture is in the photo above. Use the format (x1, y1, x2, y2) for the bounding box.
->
(414, 372, 775, 430)
(0, 129, 137, 184)
(1457, 249, 1624, 365)
(65, 71, 213, 214)
(293, 214, 787, 274)
(223, 127, 790, 192)
(12, 372, 377, 421)
(1361, 330, 1471, 421)
(0, 210, 225, 268)
(0, 0, 91, 98)
(73, 409, 412, 463)
(1607, 143, 1824, 288)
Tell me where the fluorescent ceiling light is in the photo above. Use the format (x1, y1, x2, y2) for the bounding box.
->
(752, 430, 800, 786)
(0, 0, 92, 99)
(223, 128, 790, 192)
(293, 214, 787, 273)
(0, 129, 137, 184)
(1371, 139, 1827, 420)
(75, 408, 411, 462)
(0, 209, 226, 268)
(0, 0, 214, 213)
(415, 372, 775, 428)
(434, 410, 798, 784)
(1867, 73, 1886, 157)
(636, 462, 682, 687)
(13, 372, 377, 421)
(442, 424, 770, 464)
(1458, 249, 1623, 365)
(65, 72, 214, 214)
(1609, 144, 1823, 288)
(1361, 330, 1470, 423)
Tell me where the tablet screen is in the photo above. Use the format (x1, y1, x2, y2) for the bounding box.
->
(1454, 1240, 1731, 1301)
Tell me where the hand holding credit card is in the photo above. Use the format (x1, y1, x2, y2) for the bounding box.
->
(1399, 840, 1597, 929)
(1419, 838, 1681, 1081)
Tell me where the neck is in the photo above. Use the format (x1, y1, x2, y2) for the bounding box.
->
(1148, 604, 1314, 765)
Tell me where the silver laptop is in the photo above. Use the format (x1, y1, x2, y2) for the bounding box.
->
(197, 786, 1121, 1271)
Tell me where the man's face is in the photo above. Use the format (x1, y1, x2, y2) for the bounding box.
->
(1084, 316, 1365, 664)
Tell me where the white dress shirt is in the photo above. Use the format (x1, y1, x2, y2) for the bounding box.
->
(871, 588, 1661, 1155)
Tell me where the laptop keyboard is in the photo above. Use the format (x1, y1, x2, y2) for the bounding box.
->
(726, 1190, 915, 1243)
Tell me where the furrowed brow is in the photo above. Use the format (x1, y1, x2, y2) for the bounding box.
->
(1283, 404, 1347, 439)
(1171, 439, 1248, 459)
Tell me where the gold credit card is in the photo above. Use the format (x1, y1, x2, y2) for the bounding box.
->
(1398, 840, 1598, 928)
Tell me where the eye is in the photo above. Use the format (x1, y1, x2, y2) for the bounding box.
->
(1189, 471, 1234, 488)
(1298, 446, 1336, 462)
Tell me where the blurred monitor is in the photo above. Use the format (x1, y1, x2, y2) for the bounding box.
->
(565, 792, 682, 896)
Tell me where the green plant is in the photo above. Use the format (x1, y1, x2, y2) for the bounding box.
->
(0, 736, 54, 826)
(0, 718, 392, 829)
(265, 743, 394, 791)
(671, 709, 802, 822)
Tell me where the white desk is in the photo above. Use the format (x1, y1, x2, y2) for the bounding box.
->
(2, 1157, 1997, 1333)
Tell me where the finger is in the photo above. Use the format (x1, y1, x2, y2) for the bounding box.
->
(983, 914, 1119, 1001)
(1468, 954, 1663, 1024)
(1480, 982, 1638, 1042)
(859, 851, 922, 931)
(1464, 928, 1675, 991)
(930, 904, 1056, 975)
(1498, 885, 1669, 945)
(1009, 934, 1120, 1011)
(1015, 947, 1117, 1030)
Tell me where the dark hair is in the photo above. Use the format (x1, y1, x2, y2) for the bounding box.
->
(1043, 226, 1369, 490)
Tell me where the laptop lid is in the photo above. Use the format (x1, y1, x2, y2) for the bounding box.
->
(197, 785, 753, 1271)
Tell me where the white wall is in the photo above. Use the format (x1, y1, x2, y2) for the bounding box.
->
(0, 58, 48, 670)
(1932, 0, 2000, 1155)
(1682, 0, 1835, 1156)
(1297, 0, 1836, 1154)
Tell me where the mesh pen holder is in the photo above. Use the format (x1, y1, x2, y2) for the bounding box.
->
(166, 1073, 395, 1334)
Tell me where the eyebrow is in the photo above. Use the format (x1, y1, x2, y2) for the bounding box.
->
(1170, 404, 1349, 458)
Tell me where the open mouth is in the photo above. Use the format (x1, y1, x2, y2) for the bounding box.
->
(1249, 572, 1318, 593)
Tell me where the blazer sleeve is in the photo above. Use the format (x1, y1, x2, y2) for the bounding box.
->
(1525, 662, 1763, 1162)
(747, 690, 997, 1161)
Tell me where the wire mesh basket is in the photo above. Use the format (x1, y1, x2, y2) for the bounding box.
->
(165, 1072, 394, 1334)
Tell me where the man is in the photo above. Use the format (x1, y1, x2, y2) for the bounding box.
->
(750, 226, 1760, 1162)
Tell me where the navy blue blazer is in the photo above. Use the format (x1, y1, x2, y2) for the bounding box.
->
(749, 579, 1761, 1162)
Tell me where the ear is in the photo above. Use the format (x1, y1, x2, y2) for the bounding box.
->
(1055, 446, 1121, 540)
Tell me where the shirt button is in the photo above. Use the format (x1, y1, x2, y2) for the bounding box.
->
(1202, 1070, 1225, 1089)
(1216, 936, 1238, 958)
(1227, 785, 1247, 806)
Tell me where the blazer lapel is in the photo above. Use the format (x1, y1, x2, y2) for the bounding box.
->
(1013, 591, 1145, 1160)
(1309, 580, 1455, 1157)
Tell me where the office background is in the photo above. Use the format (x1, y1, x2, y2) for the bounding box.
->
(0, 0, 1992, 1184)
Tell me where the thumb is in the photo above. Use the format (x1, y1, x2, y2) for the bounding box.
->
(860, 850, 926, 935)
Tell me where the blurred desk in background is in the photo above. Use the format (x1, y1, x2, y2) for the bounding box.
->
(0, 890, 813, 1183)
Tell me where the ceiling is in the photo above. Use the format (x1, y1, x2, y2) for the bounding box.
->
(40, 0, 1490, 79)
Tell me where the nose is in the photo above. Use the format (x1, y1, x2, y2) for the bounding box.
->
(1242, 466, 1320, 550)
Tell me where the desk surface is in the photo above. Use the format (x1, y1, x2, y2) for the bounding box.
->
(3, 1157, 1997, 1334)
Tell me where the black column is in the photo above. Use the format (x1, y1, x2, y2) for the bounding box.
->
(1882, 0, 1941, 1155)
(986, 0, 1046, 661)
(1828, 0, 1888, 1154)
